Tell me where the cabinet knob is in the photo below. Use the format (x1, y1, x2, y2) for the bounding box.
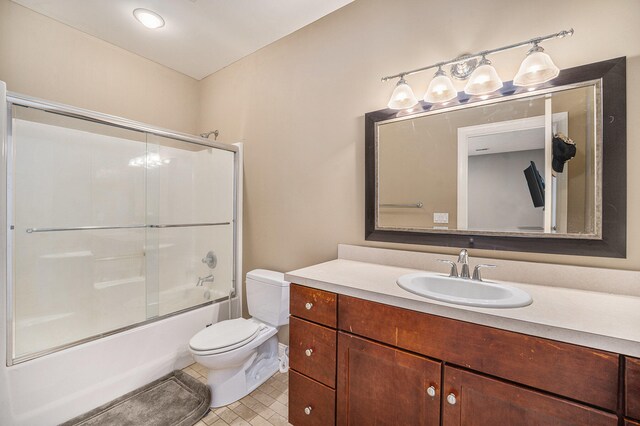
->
(304, 406, 313, 415)
(426, 386, 436, 397)
(305, 302, 313, 310)
(305, 348, 313, 357)
(447, 393, 457, 405)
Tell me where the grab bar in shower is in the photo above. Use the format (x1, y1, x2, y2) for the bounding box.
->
(24, 222, 231, 233)
(380, 202, 424, 208)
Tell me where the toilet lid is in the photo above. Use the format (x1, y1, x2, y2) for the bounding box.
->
(189, 318, 262, 352)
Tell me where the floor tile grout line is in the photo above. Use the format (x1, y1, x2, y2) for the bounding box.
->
(183, 362, 291, 425)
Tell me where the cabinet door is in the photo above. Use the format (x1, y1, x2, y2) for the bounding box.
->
(442, 366, 617, 426)
(337, 332, 441, 426)
(627, 356, 640, 420)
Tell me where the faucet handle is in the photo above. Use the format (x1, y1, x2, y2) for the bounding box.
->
(437, 259, 459, 278)
(472, 264, 496, 282)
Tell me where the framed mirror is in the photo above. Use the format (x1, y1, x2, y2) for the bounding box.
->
(365, 57, 626, 257)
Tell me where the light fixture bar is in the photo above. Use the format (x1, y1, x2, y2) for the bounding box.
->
(381, 28, 573, 82)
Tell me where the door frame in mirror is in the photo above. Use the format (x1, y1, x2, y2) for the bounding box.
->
(365, 57, 626, 257)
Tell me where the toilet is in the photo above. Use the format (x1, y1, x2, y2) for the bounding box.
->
(189, 269, 290, 408)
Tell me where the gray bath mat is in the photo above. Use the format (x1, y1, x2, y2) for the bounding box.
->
(62, 370, 211, 426)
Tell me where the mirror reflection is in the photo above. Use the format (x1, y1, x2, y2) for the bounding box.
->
(377, 84, 600, 236)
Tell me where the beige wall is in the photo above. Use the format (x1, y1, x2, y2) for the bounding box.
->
(378, 113, 459, 229)
(197, 0, 640, 277)
(0, 0, 199, 134)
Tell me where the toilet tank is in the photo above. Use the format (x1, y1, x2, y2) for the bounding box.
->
(246, 269, 290, 327)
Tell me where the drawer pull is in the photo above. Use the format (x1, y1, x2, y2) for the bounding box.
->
(447, 393, 457, 405)
(426, 386, 436, 397)
(305, 348, 313, 357)
(304, 406, 313, 415)
(305, 302, 313, 310)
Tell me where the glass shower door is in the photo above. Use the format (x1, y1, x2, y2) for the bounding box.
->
(8, 102, 237, 364)
(11, 106, 148, 359)
(146, 135, 235, 317)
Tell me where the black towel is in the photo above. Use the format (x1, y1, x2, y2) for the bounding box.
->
(552, 133, 576, 173)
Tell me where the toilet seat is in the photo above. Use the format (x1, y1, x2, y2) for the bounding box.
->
(189, 318, 265, 355)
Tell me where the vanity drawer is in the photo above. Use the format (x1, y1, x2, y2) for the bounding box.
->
(627, 356, 640, 420)
(290, 284, 337, 327)
(289, 369, 336, 426)
(338, 295, 619, 411)
(290, 316, 337, 388)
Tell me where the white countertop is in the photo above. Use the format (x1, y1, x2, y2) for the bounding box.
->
(285, 258, 640, 357)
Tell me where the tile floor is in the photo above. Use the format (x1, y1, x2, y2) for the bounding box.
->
(182, 363, 292, 426)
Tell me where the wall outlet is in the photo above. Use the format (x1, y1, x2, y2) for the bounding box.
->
(433, 212, 449, 224)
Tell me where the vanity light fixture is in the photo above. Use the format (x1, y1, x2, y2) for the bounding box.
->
(513, 44, 560, 86)
(424, 67, 457, 104)
(387, 76, 419, 110)
(133, 8, 165, 29)
(382, 28, 573, 110)
(464, 56, 503, 96)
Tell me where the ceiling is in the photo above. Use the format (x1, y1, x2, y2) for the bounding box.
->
(11, 0, 353, 80)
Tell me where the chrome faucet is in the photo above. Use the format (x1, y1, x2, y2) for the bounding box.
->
(197, 274, 214, 287)
(457, 249, 470, 278)
(438, 249, 496, 281)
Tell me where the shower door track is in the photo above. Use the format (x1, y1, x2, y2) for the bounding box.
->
(3, 92, 240, 366)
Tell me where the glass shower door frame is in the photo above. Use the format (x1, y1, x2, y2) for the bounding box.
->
(2, 90, 240, 366)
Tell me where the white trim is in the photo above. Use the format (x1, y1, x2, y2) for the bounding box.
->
(544, 98, 553, 232)
(0, 80, 10, 420)
(232, 143, 244, 319)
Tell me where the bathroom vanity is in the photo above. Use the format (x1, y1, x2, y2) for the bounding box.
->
(286, 246, 640, 425)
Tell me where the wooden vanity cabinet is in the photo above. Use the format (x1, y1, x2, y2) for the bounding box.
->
(288, 284, 625, 425)
(338, 295, 619, 411)
(442, 366, 617, 425)
(289, 285, 337, 425)
(627, 356, 640, 421)
(336, 332, 441, 426)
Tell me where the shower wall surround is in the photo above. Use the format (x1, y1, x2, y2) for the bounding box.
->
(5, 97, 238, 364)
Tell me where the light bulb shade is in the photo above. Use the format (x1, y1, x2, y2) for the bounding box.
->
(513, 50, 560, 86)
(424, 72, 457, 104)
(133, 8, 165, 29)
(387, 78, 418, 110)
(464, 60, 503, 96)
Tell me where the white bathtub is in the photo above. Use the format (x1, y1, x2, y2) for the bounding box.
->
(0, 297, 237, 425)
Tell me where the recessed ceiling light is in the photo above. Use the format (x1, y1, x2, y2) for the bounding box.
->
(133, 8, 165, 29)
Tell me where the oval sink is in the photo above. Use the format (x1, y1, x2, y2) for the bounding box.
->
(397, 273, 532, 308)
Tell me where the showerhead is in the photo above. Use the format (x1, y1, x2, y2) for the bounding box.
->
(199, 130, 219, 140)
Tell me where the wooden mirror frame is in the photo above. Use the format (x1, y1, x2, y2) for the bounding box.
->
(365, 57, 626, 257)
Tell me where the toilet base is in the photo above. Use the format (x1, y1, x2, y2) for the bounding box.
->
(207, 335, 280, 407)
